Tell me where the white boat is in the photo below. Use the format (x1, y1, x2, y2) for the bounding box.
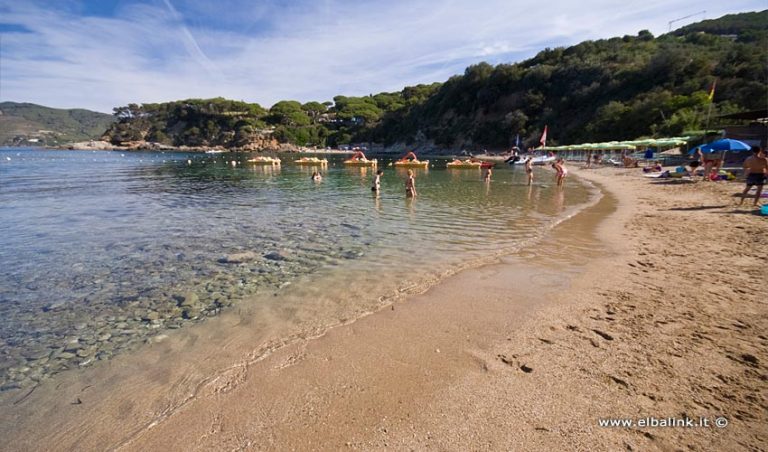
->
(205, 149, 227, 154)
(511, 155, 556, 166)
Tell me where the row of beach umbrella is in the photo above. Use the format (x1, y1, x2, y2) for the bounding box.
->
(540, 136, 693, 152)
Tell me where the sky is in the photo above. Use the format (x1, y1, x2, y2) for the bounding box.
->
(0, 0, 764, 113)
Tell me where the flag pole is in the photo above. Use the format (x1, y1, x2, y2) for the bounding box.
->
(705, 79, 716, 131)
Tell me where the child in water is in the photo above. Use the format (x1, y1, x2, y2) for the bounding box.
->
(311, 171, 322, 181)
(405, 169, 417, 198)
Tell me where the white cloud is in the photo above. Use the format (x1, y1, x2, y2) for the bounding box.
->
(0, 0, 764, 112)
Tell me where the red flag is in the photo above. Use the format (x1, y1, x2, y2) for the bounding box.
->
(539, 125, 548, 147)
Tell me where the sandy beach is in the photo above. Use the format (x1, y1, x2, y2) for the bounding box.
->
(1, 166, 765, 451)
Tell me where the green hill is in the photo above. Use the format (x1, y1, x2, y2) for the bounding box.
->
(101, 10, 767, 151)
(370, 9, 767, 149)
(0, 102, 115, 146)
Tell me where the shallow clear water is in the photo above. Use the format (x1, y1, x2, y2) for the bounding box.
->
(0, 148, 594, 389)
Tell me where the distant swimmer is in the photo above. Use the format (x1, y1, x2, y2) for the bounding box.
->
(405, 169, 417, 198)
(484, 167, 492, 182)
(524, 157, 534, 185)
(371, 169, 383, 193)
(311, 171, 322, 182)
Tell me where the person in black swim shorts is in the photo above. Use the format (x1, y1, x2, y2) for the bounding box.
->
(740, 147, 768, 207)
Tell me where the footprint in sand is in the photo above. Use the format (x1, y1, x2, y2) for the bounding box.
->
(592, 329, 614, 341)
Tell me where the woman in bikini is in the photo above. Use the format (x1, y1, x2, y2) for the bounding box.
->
(405, 169, 417, 198)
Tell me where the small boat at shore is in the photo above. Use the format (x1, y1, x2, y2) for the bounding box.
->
(343, 150, 377, 167)
(511, 155, 556, 166)
(392, 151, 429, 168)
(246, 156, 281, 165)
(294, 157, 328, 165)
(205, 149, 227, 154)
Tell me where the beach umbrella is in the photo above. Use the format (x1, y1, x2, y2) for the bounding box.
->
(699, 138, 751, 153)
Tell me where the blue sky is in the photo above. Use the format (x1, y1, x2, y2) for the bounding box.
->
(0, 0, 764, 112)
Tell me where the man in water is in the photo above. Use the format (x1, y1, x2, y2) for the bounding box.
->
(739, 147, 768, 207)
(371, 169, 383, 195)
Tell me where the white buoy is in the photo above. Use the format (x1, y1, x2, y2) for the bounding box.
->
(5, 157, 10, 161)
(187, 159, 192, 165)
(231, 160, 237, 166)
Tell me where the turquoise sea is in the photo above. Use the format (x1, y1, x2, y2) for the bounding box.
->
(0, 148, 596, 390)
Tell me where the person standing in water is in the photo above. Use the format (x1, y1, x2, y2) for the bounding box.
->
(405, 169, 417, 198)
(371, 169, 383, 194)
(524, 157, 534, 185)
(484, 167, 492, 182)
(552, 158, 568, 187)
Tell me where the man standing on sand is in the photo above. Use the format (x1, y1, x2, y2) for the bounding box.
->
(739, 147, 768, 207)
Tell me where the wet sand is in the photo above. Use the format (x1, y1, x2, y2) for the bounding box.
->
(1, 167, 766, 451)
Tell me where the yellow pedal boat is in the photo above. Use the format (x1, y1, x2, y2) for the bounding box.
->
(446, 159, 483, 169)
(294, 157, 328, 165)
(246, 156, 281, 165)
(344, 150, 377, 167)
(393, 151, 429, 168)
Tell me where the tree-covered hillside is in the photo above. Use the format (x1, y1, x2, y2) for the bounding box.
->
(0, 102, 115, 145)
(371, 9, 767, 149)
(105, 98, 268, 148)
(102, 10, 767, 151)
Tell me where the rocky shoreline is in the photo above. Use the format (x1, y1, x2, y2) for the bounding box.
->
(51, 140, 492, 157)
(0, 242, 369, 393)
(58, 140, 312, 153)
